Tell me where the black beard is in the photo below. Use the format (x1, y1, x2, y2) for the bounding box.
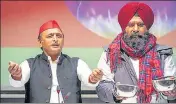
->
(123, 32, 150, 50)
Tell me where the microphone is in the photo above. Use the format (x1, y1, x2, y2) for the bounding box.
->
(61, 92, 71, 103)
(57, 85, 71, 103)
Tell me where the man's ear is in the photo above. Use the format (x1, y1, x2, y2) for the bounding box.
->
(38, 39, 42, 47)
(38, 34, 43, 46)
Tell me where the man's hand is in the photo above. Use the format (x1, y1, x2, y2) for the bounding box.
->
(113, 89, 127, 100)
(161, 89, 176, 97)
(8, 61, 22, 80)
(89, 68, 103, 84)
(116, 96, 127, 100)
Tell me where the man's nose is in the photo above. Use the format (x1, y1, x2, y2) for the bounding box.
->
(132, 24, 139, 33)
(53, 35, 58, 41)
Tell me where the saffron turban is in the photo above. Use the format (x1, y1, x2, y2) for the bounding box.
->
(118, 2, 154, 31)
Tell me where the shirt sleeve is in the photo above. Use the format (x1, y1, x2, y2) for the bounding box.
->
(77, 59, 98, 87)
(9, 60, 30, 87)
(96, 52, 117, 103)
(97, 51, 114, 82)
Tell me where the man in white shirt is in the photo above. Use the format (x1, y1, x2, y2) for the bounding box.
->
(8, 20, 103, 103)
(96, 2, 176, 103)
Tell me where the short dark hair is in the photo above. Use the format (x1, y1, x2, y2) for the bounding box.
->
(38, 34, 41, 41)
(37, 34, 43, 50)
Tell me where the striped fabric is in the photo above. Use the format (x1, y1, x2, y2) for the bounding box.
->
(107, 33, 163, 103)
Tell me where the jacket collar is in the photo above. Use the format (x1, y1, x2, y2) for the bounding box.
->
(41, 52, 64, 64)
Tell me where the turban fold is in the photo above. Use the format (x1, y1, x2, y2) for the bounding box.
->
(39, 20, 60, 35)
(118, 2, 154, 31)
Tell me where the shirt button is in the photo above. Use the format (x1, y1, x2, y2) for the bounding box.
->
(47, 63, 50, 67)
(45, 100, 49, 103)
(48, 86, 51, 90)
(49, 74, 52, 78)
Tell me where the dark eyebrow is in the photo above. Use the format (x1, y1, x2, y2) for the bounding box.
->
(47, 33, 54, 36)
(47, 33, 64, 38)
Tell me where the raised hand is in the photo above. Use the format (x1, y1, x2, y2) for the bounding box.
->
(8, 61, 22, 80)
(89, 68, 104, 84)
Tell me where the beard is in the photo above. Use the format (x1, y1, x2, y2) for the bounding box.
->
(123, 31, 150, 50)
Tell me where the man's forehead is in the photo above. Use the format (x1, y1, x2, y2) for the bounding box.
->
(41, 28, 62, 35)
(129, 16, 144, 23)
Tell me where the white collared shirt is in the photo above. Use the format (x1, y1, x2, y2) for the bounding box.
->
(9, 55, 97, 103)
(47, 56, 62, 103)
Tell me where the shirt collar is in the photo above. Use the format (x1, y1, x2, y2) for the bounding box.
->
(47, 55, 60, 63)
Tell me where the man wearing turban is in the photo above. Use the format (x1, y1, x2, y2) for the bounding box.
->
(8, 20, 103, 103)
(96, 2, 176, 103)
